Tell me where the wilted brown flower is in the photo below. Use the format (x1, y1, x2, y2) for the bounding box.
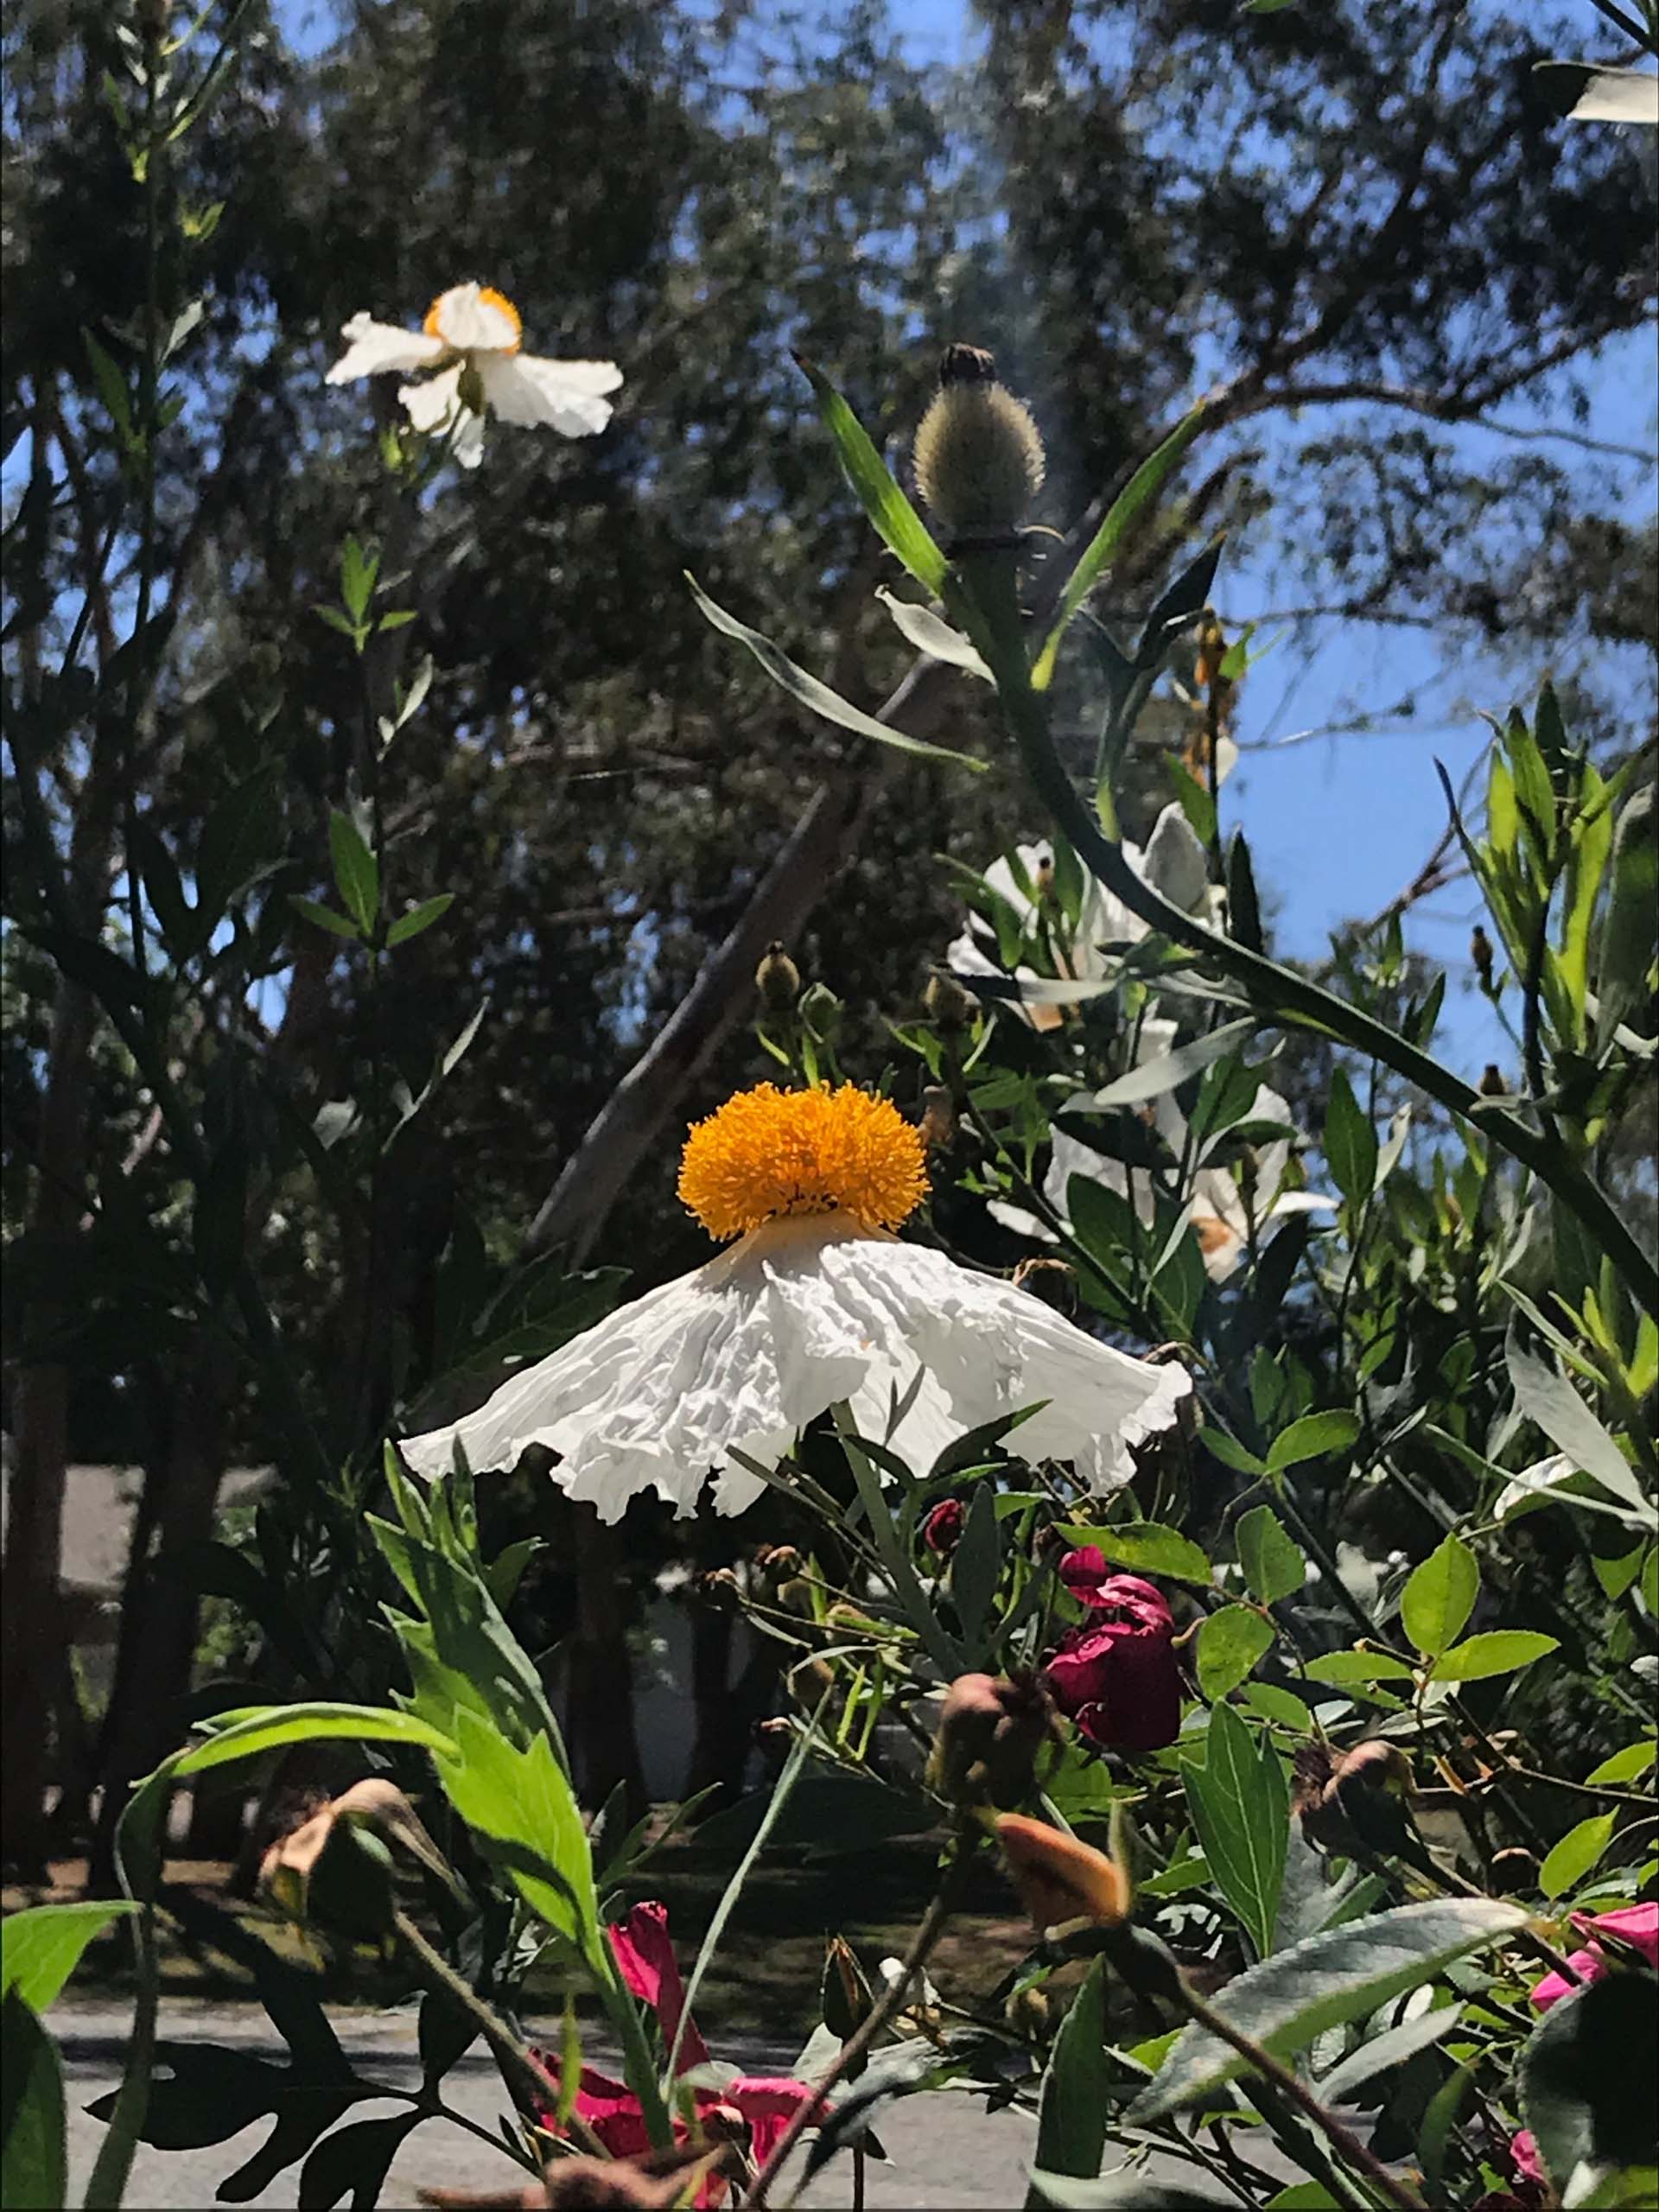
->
(926, 1673, 1054, 1808)
(995, 1813, 1130, 1934)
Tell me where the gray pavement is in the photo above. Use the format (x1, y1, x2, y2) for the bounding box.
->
(51, 2001, 1050, 2210)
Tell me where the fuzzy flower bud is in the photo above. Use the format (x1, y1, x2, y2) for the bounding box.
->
(912, 345, 1045, 554)
(754, 941, 801, 1012)
(995, 1812, 1130, 1934)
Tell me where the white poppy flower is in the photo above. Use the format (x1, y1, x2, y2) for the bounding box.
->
(401, 1083, 1189, 1521)
(327, 283, 621, 464)
(947, 804, 1219, 1028)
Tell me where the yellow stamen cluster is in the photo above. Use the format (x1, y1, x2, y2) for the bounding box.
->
(678, 1083, 927, 1240)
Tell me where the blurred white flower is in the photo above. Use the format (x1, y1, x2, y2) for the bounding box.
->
(402, 1083, 1188, 1521)
(1567, 67, 1659, 124)
(946, 804, 1219, 1029)
(327, 282, 621, 465)
(995, 1023, 1332, 1281)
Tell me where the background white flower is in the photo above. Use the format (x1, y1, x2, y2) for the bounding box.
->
(327, 281, 621, 464)
(947, 804, 1219, 1027)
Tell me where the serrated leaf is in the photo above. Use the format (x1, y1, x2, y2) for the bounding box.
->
(175, 1702, 458, 1775)
(689, 574, 985, 772)
(1539, 1813, 1618, 1900)
(1, 1992, 66, 2212)
(1265, 1410, 1359, 1473)
(1129, 1898, 1528, 2120)
(1401, 1534, 1479, 1659)
(1196, 1605, 1275, 1699)
(0, 1904, 137, 2014)
(1429, 1630, 1559, 1683)
(1236, 1506, 1306, 1605)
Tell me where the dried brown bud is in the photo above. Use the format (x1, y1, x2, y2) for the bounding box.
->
(755, 941, 801, 1012)
(925, 1672, 1054, 1808)
(925, 971, 978, 1032)
(699, 1567, 741, 1610)
(1479, 1064, 1508, 1098)
(1471, 925, 1495, 988)
(1011, 1255, 1077, 1316)
(1294, 1739, 1414, 1857)
(919, 1085, 957, 1151)
(789, 1656, 836, 1706)
(1004, 1984, 1050, 2040)
(939, 342, 999, 387)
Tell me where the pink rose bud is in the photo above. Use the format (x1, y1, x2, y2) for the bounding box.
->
(923, 1499, 966, 1554)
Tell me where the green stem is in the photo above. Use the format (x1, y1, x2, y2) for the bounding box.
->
(961, 557, 1659, 1319)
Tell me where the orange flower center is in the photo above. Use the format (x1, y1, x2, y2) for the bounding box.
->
(423, 284, 523, 353)
(677, 1084, 927, 1240)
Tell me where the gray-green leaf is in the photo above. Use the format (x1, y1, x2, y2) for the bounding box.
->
(1128, 1898, 1528, 2121)
(1182, 1702, 1287, 1961)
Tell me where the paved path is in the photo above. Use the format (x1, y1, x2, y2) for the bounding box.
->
(52, 2001, 1071, 2210)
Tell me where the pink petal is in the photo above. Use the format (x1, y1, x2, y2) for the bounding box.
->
(608, 1900, 711, 2069)
(1584, 1902, 1659, 1969)
(1510, 2130, 1545, 2187)
(727, 2076, 825, 2165)
(1529, 1945, 1605, 2012)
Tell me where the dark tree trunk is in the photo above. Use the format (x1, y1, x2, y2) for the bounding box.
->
(565, 1510, 647, 1824)
(685, 1605, 781, 1808)
(87, 1334, 237, 1890)
(2, 978, 99, 1878)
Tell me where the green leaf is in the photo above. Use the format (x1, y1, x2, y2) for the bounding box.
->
(1265, 1410, 1360, 1473)
(1585, 1741, 1656, 1786)
(1128, 1898, 1528, 2120)
(1024, 1959, 1108, 2209)
(1324, 1071, 1377, 1206)
(1226, 830, 1263, 954)
(1507, 1328, 1653, 1521)
(1196, 1606, 1275, 1700)
(1302, 1649, 1416, 1686)
(1058, 1522, 1213, 1586)
(0, 1903, 137, 2013)
(951, 1482, 1001, 1664)
(386, 893, 455, 947)
(795, 359, 948, 595)
(81, 329, 133, 448)
(1429, 1630, 1559, 1683)
(1182, 1702, 1287, 1961)
(328, 810, 379, 934)
(687, 574, 987, 772)
(1031, 405, 1208, 691)
(1084, 1018, 1258, 1109)
(1316, 2002, 1464, 2102)
(1, 1992, 66, 2212)
(1539, 1813, 1618, 1899)
(875, 588, 991, 678)
(1202, 1427, 1268, 1477)
(1236, 1506, 1306, 1605)
(339, 534, 380, 625)
(174, 1701, 459, 1776)
(1520, 1975, 1659, 2194)
(1401, 1533, 1478, 1658)
(1033, 2175, 1218, 2209)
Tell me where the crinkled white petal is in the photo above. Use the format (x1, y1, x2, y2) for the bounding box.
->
(476, 350, 620, 435)
(397, 366, 486, 467)
(401, 1214, 1188, 1520)
(428, 283, 522, 353)
(1570, 69, 1659, 124)
(327, 313, 447, 383)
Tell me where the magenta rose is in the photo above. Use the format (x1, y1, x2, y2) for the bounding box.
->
(1044, 1571, 1180, 1751)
